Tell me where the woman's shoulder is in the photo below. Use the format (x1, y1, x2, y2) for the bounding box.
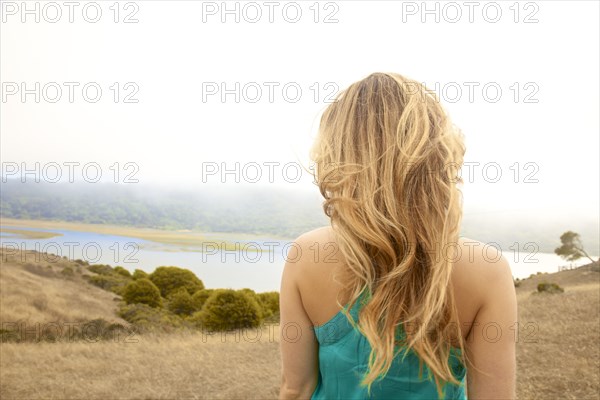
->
(453, 236, 513, 298)
(451, 237, 515, 339)
(287, 226, 340, 267)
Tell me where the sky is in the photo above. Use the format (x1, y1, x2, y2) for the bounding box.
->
(1, 0, 599, 220)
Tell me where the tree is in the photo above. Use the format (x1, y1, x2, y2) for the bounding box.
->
(149, 266, 204, 297)
(122, 278, 163, 308)
(555, 231, 598, 264)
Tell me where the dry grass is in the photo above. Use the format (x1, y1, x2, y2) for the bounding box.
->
(1, 248, 599, 399)
(0, 249, 127, 327)
(0, 330, 281, 400)
(514, 264, 600, 399)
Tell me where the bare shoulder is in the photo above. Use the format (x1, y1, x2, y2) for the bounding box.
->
(282, 226, 343, 325)
(293, 225, 336, 247)
(286, 226, 338, 268)
(453, 237, 516, 314)
(454, 237, 514, 283)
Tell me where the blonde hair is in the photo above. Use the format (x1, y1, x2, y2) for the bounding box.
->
(310, 72, 467, 398)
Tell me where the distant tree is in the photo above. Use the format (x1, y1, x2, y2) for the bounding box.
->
(555, 231, 598, 264)
(122, 278, 163, 308)
(149, 266, 204, 297)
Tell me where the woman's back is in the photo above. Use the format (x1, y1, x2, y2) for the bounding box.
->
(311, 283, 467, 399)
(281, 226, 517, 399)
(279, 73, 517, 399)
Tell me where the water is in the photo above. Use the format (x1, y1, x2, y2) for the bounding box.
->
(1, 225, 594, 291)
(0, 225, 288, 292)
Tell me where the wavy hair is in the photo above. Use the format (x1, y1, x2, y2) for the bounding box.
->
(310, 72, 467, 398)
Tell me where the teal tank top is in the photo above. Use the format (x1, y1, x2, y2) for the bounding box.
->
(311, 290, 467, 400)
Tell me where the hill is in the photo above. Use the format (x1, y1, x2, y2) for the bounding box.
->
(0, 249, 129, 332)
(0, 249, 598, 399)
(2, 179, 598, 254)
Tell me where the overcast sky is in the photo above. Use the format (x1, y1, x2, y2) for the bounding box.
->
(1, 1, 599, 219)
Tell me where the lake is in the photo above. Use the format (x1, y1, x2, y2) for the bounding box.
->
(0, 225, 592, 292)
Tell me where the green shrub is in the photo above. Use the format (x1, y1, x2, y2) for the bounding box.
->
(86, 274, 130, 295)
(87, 264, 114, 275)
(132, 269, 149, 280)
(60, 266, 75, 278)
(191, 289, 214, 311)
(537, 282, 564, 294)
(149, 266, 204, 297)
(258, 291, 280, 319)
(114, 266, 132, 278)
(74, 259, 89, 266)
(167, 288, 196, 316)
(195, 289, 263, 331)
(122, 278, 163, 308)
(118, 303, 189, 333)
(239, 288, 262, 317)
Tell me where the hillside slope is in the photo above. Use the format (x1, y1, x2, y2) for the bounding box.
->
(0, 248, 129, 334)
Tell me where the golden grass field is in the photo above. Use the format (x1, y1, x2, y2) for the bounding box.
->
(0, 247, 598, 399)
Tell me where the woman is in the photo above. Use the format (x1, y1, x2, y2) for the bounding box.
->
(279, 72, 517, 399)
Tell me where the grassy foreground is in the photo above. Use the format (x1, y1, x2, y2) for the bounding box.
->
(0, 248, 598, 399)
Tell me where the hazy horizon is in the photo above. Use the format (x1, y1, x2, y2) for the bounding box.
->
(2, 1, 599, 224)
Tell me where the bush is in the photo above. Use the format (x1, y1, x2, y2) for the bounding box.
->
(61, 266, 75, 278)
(258, 291, 280, 319)
(239, 288, 263, 317)
(86, 273, 131, 295)
(114, 266, 132, 278)
(195, 289, 263, 331)
(122, 278, 163, 308)
(167, 288, 196, 316)
(191, 289, 214, 311)
(87, 264, 114, 275)
(149, 266, 204, 297)
(132, 269, 149, 280)
(537, 282, 564, 294)
(118, 303, 189, 333)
